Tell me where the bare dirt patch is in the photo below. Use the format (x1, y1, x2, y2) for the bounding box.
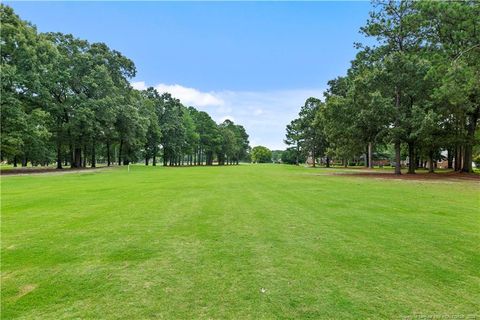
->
(333, 170, 480, 181)
(1, 166, 112, 176)
(14, 284, 37, 301)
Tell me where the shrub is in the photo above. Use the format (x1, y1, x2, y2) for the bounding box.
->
(473, 155, 480, 167)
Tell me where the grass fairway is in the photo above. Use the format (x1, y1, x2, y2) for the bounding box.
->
(1, 165, 479, 319)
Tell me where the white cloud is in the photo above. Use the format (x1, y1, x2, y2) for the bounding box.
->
(131, 81, 147, 90)
(155, 84, 224, 107)
(131, 81, 325, 150)
(131, 82, 224, 107)
(224, 89, 326, 149)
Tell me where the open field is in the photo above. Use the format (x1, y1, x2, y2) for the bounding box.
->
(1, 165, 479, 319)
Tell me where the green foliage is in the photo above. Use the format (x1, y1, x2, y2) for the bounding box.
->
(286, 98, 329, 167)
(0, 4, 249, 168)
(251, 146, 272, 163)
(271, 150, 283, 163)
(286, 0, 480, 173)
(281, 147, 306, 164)
(473, 154, 480, 168)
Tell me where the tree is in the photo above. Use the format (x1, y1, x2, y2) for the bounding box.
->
(285, 119, 302, 165)
(157, 94, 181, 165)
(0, 5, 45, 165)
(323, 93, 364, 167)
(251, 146, 272, 163)
(284, 1, 478, 175)
(360, 0, 424, 174)
(418, 1, 480, 172)
(115, 91, 148, 165)
(192, 111, 220, 166)
(0, 4, 245, 170)
(298, 98, 327, 167)
(281, 147, 306, 165)
(182, 107, 199, 166)
(218, 120, 236, 165)
(271, 150, 283, 163)
(232, 124, 250, 164)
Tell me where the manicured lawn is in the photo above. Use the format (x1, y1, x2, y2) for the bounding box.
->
(1, 165, 479, 319)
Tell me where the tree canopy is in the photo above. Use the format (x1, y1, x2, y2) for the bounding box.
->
(0, 5, 250, 168)
(285, 0, 479, 173)
(251, 146, 272, 163)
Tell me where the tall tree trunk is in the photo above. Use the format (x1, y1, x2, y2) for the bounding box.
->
(447, 148, 453, 169)
(106, 141, 111, 166)
(91, 143, 96, 168)
(64, 109, 73, 167)
(326, 156, 330, 168)
(454, 145, 461, 171)
(145, 156, 149, 166)
(365, 145, 369, 168)
(69, 143, 73, 167)
(394, 141, 401, 175)
(118, 139, 123, 166)
(153, 154, 156, 166)
(394, 87, 402, 175)
(72, 147, 80, 168)
(463, 143, 473, 173)
(296, 144, 299, 165)
(407, 141, 415, 174)
(56, 139, 63, 169)
(460, 145, 464, 171)
(462, 108, 479, 173)
(13, 155, 18, 167)
(368, 142, 373, 169)
(428, 150, 434, 173)
(312, 147, 316, 167)
(82, 144, 87, 168)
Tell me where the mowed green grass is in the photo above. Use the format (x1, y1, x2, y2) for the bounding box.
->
(1, 165, 479, 319)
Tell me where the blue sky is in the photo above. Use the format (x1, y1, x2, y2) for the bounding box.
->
(8, 1, 372, 149)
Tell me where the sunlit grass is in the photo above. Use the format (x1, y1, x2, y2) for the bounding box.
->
(1, 165, 479, 319)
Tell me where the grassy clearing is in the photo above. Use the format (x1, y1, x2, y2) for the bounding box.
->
(1, 164, 479, 319)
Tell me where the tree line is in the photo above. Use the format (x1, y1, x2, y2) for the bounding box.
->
(285, 0, 479, 174)
(1, 5, 250, 168)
